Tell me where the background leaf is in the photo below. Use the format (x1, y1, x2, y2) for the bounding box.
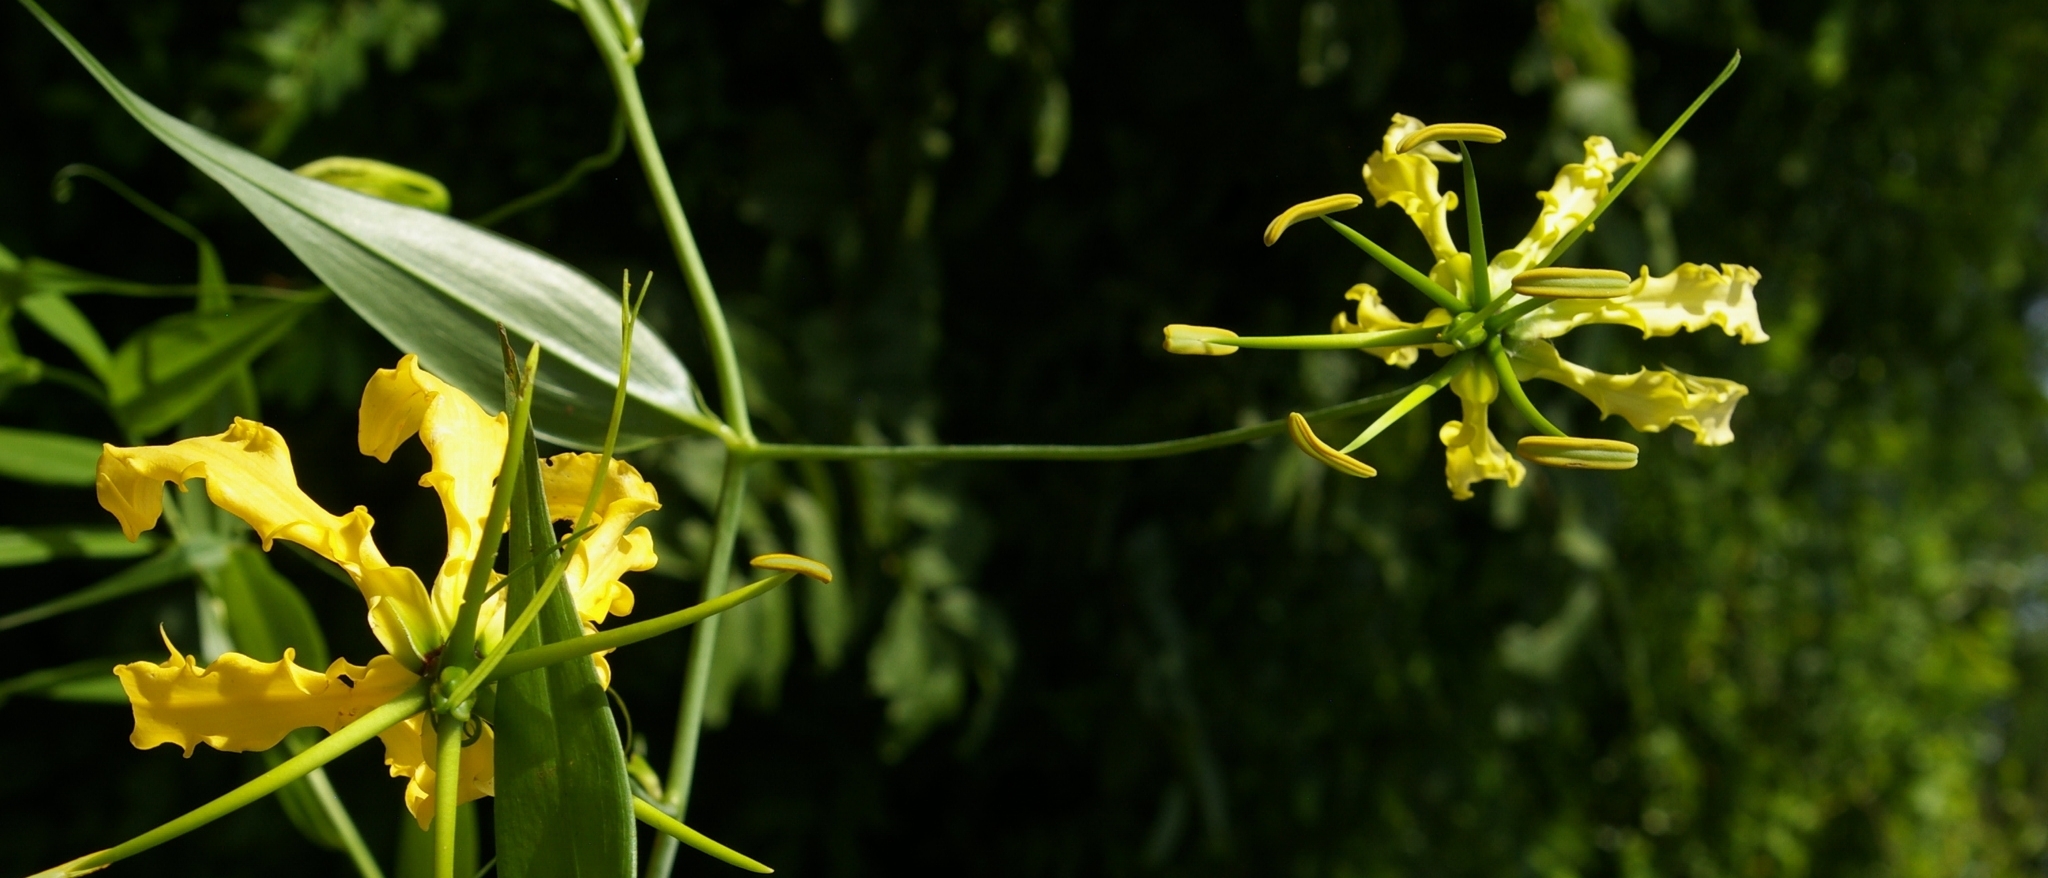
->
(0, 527, 157, 567)
(0, 548, 186, 630)
(105, 298, 316, 438)
(0, 426, 101, 486)
(21, 0, 705, 451)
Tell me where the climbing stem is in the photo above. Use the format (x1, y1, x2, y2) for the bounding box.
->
(431, 713, 466, 878)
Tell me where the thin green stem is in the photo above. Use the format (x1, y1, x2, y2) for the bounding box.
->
(295, 757, 386, 878)
(1337, 355, 1466, 453)
(1222, 325, 1443, 351)
(633, 797, 773, 874)
(1487, 337, 1565, 437)
(1485, 297, 1550, 333)
(1461, 144, 1490, 308)
(1319, 217, 1467, 314)
(431, 713, 466, 878)
(487, 572, 795, 682)
(52, 164, 227, 311)
(1539, 52, 1741, 269)
(647, 457, 749, 878)
(32, 688, 427, 877)
(573, 0, 754, 443)
(442, 344, 540, 676)
(472, 108, 628, 228)
(747, 383, 1420, 462)
(449, 279, 645, 708)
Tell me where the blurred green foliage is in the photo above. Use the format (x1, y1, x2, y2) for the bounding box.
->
(6, 0, 2048, 875)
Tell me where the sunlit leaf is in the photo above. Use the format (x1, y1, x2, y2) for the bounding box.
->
(16, 291, 113, 384)
(23, 0, 706, 451)
(196, 544, 329, 666)
(0, 527, 159, 568)
(0, 425, 102, 487)
(0, 656, 139, 707)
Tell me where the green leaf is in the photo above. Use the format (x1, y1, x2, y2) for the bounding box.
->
(395, 802, 479, 878)
(0, 655, 140, 707)
(196, 544, 329, 666)
(0, 548, 187, 630)
(0, 526, 158, 567)
(22, 1, 706, 450)
(494, 425, 636, 878)
(105, 298, 316, 438)
(0, 425, 103, 486)
(16, 290, 113, 384)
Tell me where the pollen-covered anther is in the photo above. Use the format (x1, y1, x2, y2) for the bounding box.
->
(1162, 324, 1241, 356)
(1509, 267, 1634, 299)
(1286, 413, 1377, 479)
(751, 553, 834, 583)
(1515, 435, 1640, 470)
(1263, 194, 1364, 246)
(1395, 123, 1507, 154)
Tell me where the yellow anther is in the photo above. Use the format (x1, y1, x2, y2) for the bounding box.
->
(1514, 436, 1639, 470)
(1509, 267, 1635, 299)
(1395, 123, 1507, 154)
(1263, 194, 1364, 246)
(293, 156, 451, 213)
(1286, 413, 1378, 478)
(751, 553, 834, 583)
(1162, 325, 1240, 356)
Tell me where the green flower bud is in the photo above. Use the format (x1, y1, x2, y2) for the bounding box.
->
(294, 156, 452, 214)
(1162, 324, 1241, 356)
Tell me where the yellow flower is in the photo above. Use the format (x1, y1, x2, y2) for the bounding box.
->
(96, 354, 661, 826)
(1161, 61, 1762, 498)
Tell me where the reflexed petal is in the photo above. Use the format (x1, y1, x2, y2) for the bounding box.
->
(1363, 114, 1462, 261)
(116, 630, 419, 756)
(97, 419, 388, 578)
(1511, 339, 1749, 446)
(1514, 263, 1769, 344)
(540, 453, 661, 628)
(1437, 363, 1524, 500)
(1486, 136, 1638, 290)
(378, 714, 496, 829)
(359, 355, 510, 636)
(1330, 284, 1453, 367)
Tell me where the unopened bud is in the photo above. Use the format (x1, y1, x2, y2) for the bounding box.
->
(752, 553, 834, 583)
(1287, 413, 1378, 479)
(295, 156, 452, 213)
(1515, 435, 1639, 470)
(1163, 324, 1240, 356)
(1263, 194, 1364, 246)
(1509, 267, 1633, 299)
(1396, 123, 1507, 154)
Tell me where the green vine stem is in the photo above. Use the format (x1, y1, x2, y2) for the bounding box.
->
(744, 384, 1418, 462)
(31, 687, 430, 878)
(572, 0, 754, 444)
(647, 458, 750, 878)
(431, 713, 467, 878)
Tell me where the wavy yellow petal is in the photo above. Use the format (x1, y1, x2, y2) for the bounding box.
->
(378, 714, 496, 829)
(1486, 136, 1638, 291)
(1362, 114, 1461, 262)
(540, 453, 662, 628)
(116, 630, 419, 756)
(359, 355, 509, 637)
(1330, 284, 1453, 367)
(1437, 363, 1524, 500)
(1512, 339, 1749, 446)
(97, 419, 388, 577)
(1514, 263, 1769, 344)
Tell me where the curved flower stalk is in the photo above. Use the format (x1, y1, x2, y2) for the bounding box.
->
(1162, 56, 1762, 499)
(95, 354, 659, 827)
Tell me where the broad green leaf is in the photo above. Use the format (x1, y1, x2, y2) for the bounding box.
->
(0, 527, 158, 567)
(264, 728, 390, 870)
(0, 425, 102, 486)
(395, 802, 479, 878)
(24, 1, 706, 451)
(16, 290, 113, 383)
(197, 544, 329, 666)
(106, 298, 316, 438)
(0, 656, 140, 707)
(0, 548, 187, 630)
(785, 486, 853, 669)
(495, 426, 636, 878)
